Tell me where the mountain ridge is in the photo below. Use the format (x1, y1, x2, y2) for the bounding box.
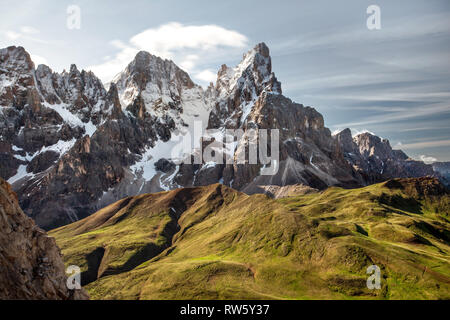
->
(0, 43, 445, 229)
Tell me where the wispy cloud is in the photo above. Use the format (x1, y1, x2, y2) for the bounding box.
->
(88, 22, 248, 84)
(4, 30, 21, 40)
(273, 12, 450, 56)
(19, 26, 39, 35)
(332, 102, 450, 128)
(400, 139, 450, 150)
(1, 25, 45, 43)
(30, 54, 48, 66)
(194, 69, 217, 84)
(420, 155, 438, 163)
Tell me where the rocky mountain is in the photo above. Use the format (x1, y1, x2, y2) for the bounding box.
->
(0, 177, 88, 299)
(432, 162, 450, 186)
(50, 177, 450, 299)
(173, 43, 362, 192)
(0, 44, 444, 230)
(334, 128, 436, 184)
(1, 46, 214, 229)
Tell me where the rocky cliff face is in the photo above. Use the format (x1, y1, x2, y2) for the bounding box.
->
(0, 177, 88, 299)
(0, 44, 443, 230)
(334, 129, 436, 184)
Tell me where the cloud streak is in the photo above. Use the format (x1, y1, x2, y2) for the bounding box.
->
(400, 139, 450, 150)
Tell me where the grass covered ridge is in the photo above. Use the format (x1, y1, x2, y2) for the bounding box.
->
(50, 177, 450, 299)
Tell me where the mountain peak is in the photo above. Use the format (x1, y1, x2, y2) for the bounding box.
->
(354, 131, 391, 149)
(246, 42, 270, 59)
(127, 50, 181, 75)
(216, 43, 281, 97)
(112, 48, 197, 110)
(334, 128, 354, 154)
(0, 45, 35, 71)
(132, 50, 157, 70)
(69, 63, 78, 73)
(209, 43, 282, 129)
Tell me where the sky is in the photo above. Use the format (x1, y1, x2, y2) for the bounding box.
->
(1, 0, 449, 162)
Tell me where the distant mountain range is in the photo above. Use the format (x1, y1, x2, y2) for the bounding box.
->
(0, 43, 448, 230)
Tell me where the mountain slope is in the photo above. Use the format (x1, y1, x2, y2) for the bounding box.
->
(0, 177, 88, 299)
(50, 177, 450, 299)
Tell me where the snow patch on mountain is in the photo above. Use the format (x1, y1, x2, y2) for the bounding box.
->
(8, 165, 34, 184)
(44, 102, 97, 137)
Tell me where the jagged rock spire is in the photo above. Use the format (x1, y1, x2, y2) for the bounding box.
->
(107, 83, 122, 119)
(216, 42, 281, 96)
(209, 42, 282, 129)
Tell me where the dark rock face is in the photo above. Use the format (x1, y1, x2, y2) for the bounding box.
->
(155, 158, 175, 173)
(0, 178, 88, 299)
(17, 113, 161, 229)
(334, 130, 435, 184)
(26, 150, 59, 173)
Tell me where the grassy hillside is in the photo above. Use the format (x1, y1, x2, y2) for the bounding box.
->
(50, 177, 450, 299)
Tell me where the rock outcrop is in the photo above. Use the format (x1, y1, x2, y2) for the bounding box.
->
(334, 129, 435, 184)
(0, 177, 88, 299)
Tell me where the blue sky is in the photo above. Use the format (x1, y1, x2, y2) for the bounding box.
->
(1, 0, 449, 161)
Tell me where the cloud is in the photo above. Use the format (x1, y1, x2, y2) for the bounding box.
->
(1, 27, 46, 44)
(88, 22, 248, 84)
(333, 102, 450, 128)
(179, 54, 199, 73)
(193, 69, 217, 84)
(351, 129, 376, 138)
(19, 26, 39, 35)
(4, 31, 21, 40)
(30, 54, 48, 66)
(400, 139, 450, 150)
(129, 22, 247, 57)
(419, 155, 438, 164)
(273, 12, 450, 56)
